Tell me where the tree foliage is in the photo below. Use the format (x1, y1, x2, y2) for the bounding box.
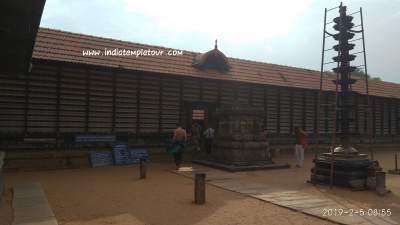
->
(331, 67, 382, 81)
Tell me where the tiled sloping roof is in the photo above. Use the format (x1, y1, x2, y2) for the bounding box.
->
(32, 28, 400, 99)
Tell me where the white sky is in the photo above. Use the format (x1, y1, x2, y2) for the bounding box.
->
(123, 0, 313, 42)
(41, 0, 400, 83)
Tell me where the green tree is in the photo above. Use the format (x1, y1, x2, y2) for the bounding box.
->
(331, 67, 382, 81)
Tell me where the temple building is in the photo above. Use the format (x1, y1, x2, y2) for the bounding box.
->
(0, 28, 399, 149)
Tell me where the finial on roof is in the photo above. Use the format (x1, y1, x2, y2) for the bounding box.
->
(215, 39, 218, 49)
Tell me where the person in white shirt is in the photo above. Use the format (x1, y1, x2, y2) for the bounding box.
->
(203, 126, 215, 154)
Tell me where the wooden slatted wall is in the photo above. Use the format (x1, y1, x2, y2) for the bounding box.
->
(396, 99, 400, 135)
(115, 72, 137, 133)
(139, 75, 160, 133)
(220, 81, 235, 106)
(0, 61, 399, 142)
(202, 80, 218, 103)
(265, 86, 278, 134)
(0, 73, 26, 132)
(292, 89, 304, 132)
(27, 64, 58, 133)
(161, 76, 180, 132)
(279, 88, 291, 134)
(237, 83, 250, 105)
(59, 66, 86, 133)
(88, 69, 113, 132)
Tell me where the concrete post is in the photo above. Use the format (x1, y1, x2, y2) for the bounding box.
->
(194, 173, 206, 204)
(376, 171, 386, 196)
(139, 159, 146, 179)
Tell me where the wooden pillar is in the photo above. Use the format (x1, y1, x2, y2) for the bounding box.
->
(276, 87, 281, 134)
(372, 97, 376, 137)
(55, 65, 61, 133)
(217, 80, 221, 108)
(263, 86, 268, 128)
(289, 89, 294, 131)
(324, 93, 329, 133)
(380, 99, 384, 136)
(313, 91, 318, 134)
(55, 65, 62, 148)
(194, 173, 206, 204)
(179, 77, 183, 124)
(85, 69, 90, 133)
(199, 79, 203, 101)
(388, 99, 392, 135)
(158, 76, 163, 134)
(396, 99, 400, 135)
(23, 71, 31, 134)
(234, 82, 239, 106)
(111, 72, 117, 132)
(302, 90, 306, 130)
(249, 86, 254, 106)
(136, 75, 141, 136)
(364, 95, 368, 133)
(354, 94, 359, 134)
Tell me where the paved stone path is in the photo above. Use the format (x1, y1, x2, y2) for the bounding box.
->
(171, 167, 398, 225)
(12, 183, 58, 225)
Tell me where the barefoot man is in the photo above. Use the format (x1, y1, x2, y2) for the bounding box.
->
(171, 123, 187, 170)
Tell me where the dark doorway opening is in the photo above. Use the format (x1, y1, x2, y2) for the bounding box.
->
(184, 101, 217, 134)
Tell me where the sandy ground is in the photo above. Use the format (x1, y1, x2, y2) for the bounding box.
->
(0, 161, 335, 225)
(1, 149, 400, 225)
(238, 149, 400, 222)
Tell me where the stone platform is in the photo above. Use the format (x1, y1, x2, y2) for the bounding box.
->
(12, 183, 58, 225)
(171, 165, 398, 225)
(193, 159, 290, 172)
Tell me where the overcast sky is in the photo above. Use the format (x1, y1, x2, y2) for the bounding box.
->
(40, 0, 400, 83)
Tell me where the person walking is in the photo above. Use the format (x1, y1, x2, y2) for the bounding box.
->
(203, 126, 215, 154)
(294, 126, 308, 167)
(169, 123, 187, 170)
(191, 121, 201, 152)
